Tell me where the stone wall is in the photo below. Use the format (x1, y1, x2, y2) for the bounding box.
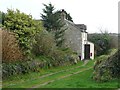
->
(63, 20, 82, 55)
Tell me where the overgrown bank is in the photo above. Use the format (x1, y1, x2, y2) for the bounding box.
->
(2, 54, 119, 88)
(93, 49, 120, 82)
(1, 5, 78, 79)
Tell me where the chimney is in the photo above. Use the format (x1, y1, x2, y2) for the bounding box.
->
(61, 9, 66, 20)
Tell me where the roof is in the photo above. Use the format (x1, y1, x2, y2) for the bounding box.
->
(75, 24, 87, 30)
(64, 19, 87, 32)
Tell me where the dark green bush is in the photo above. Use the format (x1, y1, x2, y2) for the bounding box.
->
(3, 9, 43, 60)
(32, 30, 56, 56)
(88, 32, 112, 56)
(2, 58, 51, 79)
(32, 30, 78, 67)
(93, 49, 120, 82)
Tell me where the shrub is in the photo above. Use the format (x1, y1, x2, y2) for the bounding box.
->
(32, 30, 56, 56)
(2, 57, 52, 79)
(93, 49, 120, 82)
(3, 9, 43, 60)
(88, 32, 111, 56)
(32, 30, 79, 66)
(2, 29, 23, 63)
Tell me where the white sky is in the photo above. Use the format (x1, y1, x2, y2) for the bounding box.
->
(0, 0, 119, 33)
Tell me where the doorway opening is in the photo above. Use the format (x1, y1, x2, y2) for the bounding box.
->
(84, 44, 90, 59)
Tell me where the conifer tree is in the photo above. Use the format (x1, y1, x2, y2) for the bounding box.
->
(41, 3, 55, 32)
(41, 3, 66, 47)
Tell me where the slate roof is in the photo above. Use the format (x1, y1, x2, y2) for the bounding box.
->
(75, 24, 87, 30)
(64, 19, 87, 33)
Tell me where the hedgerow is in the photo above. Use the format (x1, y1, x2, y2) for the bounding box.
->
(2, 9, 79, 79)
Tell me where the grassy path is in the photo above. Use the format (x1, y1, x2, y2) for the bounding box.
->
(3, 60, 92, 88)
(31, 67, 92, 88)
(2, 57, 118, 88)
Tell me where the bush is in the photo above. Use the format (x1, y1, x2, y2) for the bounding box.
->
(32, 30, 79, 67)
(2, 9, 79, 79)
(2, 57, 53, 79)
(3, 9, 43, 60)
(109, 35, 118, 48)
(93, 49, 120, 82)
(2, 29, 23, 63)
(32, 30, 56, 56)
(88, 32, 111, 56)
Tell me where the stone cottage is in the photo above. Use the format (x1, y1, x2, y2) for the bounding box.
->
(61, 10, 94, 60)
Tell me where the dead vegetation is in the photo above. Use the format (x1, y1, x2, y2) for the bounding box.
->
(2, 29, 23, 63)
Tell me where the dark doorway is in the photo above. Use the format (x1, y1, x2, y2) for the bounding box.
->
(84, 44, 90, 59)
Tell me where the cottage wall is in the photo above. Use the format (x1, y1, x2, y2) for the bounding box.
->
(63, 19, 94, 60)
(64, 20, 82, 55)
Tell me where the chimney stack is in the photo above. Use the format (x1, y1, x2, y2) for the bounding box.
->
(61, 9, 66, 20)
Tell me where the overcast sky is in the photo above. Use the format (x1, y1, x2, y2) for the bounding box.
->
(0, 0, 119, 33)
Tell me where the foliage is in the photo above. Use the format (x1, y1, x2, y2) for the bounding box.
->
(3, 9, 43, 60)
(3, 60, 118, 88)
(0, 11, 5, 26)
(2, 8, 78, 79)
(41, 3, 55, 32)
(32, 30, 56, 56)
(53, 11, 67, 47)
(2, 55, 56, 79)
(109, 34, 118, 48)
(32, 30, 78, 66)
(56, 10, 73, 22)
(93, 49, 120, 82)
(66, 13, 73, 22)
(2, 29, 23, 63)
(41, 3, 66, 47)
(88, 31, 112, 56)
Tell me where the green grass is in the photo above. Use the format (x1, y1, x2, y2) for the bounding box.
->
(2, 52, 119, 88)
(40, 69, 118, 88)
(3, 60, 84, 88)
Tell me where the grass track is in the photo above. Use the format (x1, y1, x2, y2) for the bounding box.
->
(2, 54, 119, 88)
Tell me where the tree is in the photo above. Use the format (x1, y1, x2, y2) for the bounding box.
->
(55, 10, 73, 22)
(41, 3, 66, 47)
(0, 11, 5, 26)
(3, 9, 43, 59)
(88, 31, 111, 56)
(41, 3, 55, 32)
(66, 13, 73, 22)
